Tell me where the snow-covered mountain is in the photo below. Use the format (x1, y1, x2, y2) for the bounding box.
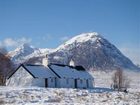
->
(48, 32, 139, 71)
(8, 32, 139, 71)
(8, 43, 50, 64)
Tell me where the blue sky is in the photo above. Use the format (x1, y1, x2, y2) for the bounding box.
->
(0, 0, 139, 64)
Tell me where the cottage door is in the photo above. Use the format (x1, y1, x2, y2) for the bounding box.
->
(54, 77, 57, 87)
(86, 79, 89, 88)
(45, 79, 48, 87)
(74, 79, 77, 88)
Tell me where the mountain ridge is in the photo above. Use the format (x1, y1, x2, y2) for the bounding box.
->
(8, 32, 139, 71)
(48, 32, 139, 71)
(8, 43, 51, 64)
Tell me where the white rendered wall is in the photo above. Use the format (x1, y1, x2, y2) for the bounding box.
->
(6, 67, 46, 87)
(6, 66, 94, 89)
(59, 78, 75, 88)
(7, 67, 34, 87)
(77, 79, 87, 89)
(47, 77, 56, 88)
(88, 79, 94, 89)
(32, 78, 45, 87)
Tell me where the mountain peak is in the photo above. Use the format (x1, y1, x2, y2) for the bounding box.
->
(68, 32, 101, 43)
(8, 43, 36, 62)
(8, 43, 51, 64)
(57, 32, 102, 50)
(81, 32, 100, 36)
(16, 43, 34, 51)
(49, 32, 139, 71)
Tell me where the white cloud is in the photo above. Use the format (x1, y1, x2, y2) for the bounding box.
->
(60, 36, 70, 42)
(0, 37, 31, 48)
(119, 47, 140, 65)
(3, 38, 17, 47)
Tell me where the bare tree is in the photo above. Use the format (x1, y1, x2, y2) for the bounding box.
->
(0, 47, 14, 85)
(111, 68, 129, 92)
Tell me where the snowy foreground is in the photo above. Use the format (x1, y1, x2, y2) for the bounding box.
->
(1, 71, 140, 105)
(0, 86, 140, 105)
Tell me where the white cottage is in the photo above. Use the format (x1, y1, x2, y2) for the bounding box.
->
(49, 64, 94, 89)
(7, 64, 94, 89)
(7, 64, 58, 87)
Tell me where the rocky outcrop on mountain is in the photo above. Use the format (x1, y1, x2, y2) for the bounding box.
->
(47, 32, 139, 71)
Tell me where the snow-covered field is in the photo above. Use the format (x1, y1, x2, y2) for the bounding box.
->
(0, 87, 140, 105)
(90, 70, 140, 89)
(0, 71, 140, 105)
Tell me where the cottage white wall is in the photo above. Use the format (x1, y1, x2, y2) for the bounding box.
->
(32, 78, 45, 87)
(56, 78, 93, 89)
(88, 79, 94, 88)
(55, 78, 61, 88)
(6, 66, 59, 88)
(47, 77, 56, 88)
(32, 78, 58, 88)
(59, 78, 75, 88)
(7, 67, 34, 87)
(6, 66, 94, 89)
(33, 78, 57, 88)
(69, 78, 75, 88)
(6, 67, 47, 87)
(77, 79, 87, 89)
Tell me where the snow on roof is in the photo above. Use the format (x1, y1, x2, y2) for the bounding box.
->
(24, 65, 57, 78)
(49, 64, 93, 79)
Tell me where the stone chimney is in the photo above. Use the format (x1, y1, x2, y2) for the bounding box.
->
(42, 55, 49, 66)
(69, 59, 75, 67)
